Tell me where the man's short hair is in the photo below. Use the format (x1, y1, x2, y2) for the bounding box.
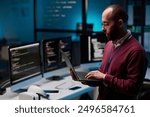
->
(106, 4, 128, 23)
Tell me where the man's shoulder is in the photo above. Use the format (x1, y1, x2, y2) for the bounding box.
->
(105, 41, 113, 46)
(127, 37, 144, 51)
(104, 41, 113, 51)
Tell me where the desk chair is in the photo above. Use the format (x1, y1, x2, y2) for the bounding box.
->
(137, 80, 150, 100)
(137, 90, 150, 100)
(137, 57, 150, 100)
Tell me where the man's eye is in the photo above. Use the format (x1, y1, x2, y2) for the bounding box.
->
(102, 23, 109, 26)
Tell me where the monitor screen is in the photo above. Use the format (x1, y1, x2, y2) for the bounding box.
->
(9, 42, 42, 92)
(36, 0, 82, 30)
(42, 37, 72, 73)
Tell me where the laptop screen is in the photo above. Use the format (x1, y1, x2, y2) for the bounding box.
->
(60, 49, 73, 69)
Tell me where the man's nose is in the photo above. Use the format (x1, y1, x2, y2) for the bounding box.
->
(102, 27, 106, 33)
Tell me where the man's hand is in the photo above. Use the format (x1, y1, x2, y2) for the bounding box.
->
(82, 70, 105, 87)
(85, 70, 106, 80)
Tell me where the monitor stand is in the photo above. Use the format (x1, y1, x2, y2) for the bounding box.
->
(0, 87, 6, 95)
(0, 80, 10, 95)
(46, 75, 63, 81)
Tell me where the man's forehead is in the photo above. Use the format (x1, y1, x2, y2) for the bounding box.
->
(102, 7, 113, 19)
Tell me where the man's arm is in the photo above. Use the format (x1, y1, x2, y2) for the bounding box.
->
(104, 50, 147, 95)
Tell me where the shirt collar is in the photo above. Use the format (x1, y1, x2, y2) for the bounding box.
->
(113, 30, 132, 48)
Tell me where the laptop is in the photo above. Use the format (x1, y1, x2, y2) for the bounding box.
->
(60, 49, 99, 82)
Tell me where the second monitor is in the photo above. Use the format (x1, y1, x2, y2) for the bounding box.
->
(42, 37, 72, 73)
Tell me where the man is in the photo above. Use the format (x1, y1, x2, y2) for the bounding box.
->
(71, 4, 148, 99)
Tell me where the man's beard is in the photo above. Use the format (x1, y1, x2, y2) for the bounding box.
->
(107, 24, 119, 41)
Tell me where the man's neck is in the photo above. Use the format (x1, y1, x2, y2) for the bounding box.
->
(112, 30, 127, 44)
(112, 30, 131, 48)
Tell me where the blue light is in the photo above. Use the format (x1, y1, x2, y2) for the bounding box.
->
(87, 0, 111, 32)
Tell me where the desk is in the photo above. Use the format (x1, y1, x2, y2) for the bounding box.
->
(0, 76, 94, 100)
(145, 68, 150, 80)
(0, 62, 101, 100)
(41, 76, 94, 100)
(0, 62, 150, 100)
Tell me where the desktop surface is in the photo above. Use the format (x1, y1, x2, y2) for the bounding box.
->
(0, 62, 101, 100)
(0, 75, 94, 100)
(1, 62, 150, 100)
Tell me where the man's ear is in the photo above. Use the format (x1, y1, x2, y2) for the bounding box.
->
(118, 19, 124, 28)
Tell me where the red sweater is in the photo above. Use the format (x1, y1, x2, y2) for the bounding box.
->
(98, 37, 147, 100)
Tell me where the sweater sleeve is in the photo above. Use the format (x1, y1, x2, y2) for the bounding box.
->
(104, 50, 147, 95)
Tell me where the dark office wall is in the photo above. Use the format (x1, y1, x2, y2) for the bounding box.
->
(111, 0, 127, 7)
(0, 0, 34, 43)
(0, 10, 4, 39)
(0, 1, 6, 39)
(87, 0, 127, 32)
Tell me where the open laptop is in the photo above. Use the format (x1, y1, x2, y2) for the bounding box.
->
(60, 49, 99, 82)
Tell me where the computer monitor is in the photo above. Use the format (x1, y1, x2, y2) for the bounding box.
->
(42, 37, 72, 73)
(0, 45, 10, 94)
(9, 42, 42, 92)
(42, 39, 60, 72)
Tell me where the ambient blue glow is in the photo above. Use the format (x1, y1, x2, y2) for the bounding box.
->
(87, 0, 110, 32)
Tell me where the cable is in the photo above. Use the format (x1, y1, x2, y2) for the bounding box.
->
(36, 93, 49, 100)
(0, 80, 10, 95)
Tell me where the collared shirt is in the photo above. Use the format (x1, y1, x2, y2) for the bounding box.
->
(113, 30, 132, 48)
(103, 30, 132, 79)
